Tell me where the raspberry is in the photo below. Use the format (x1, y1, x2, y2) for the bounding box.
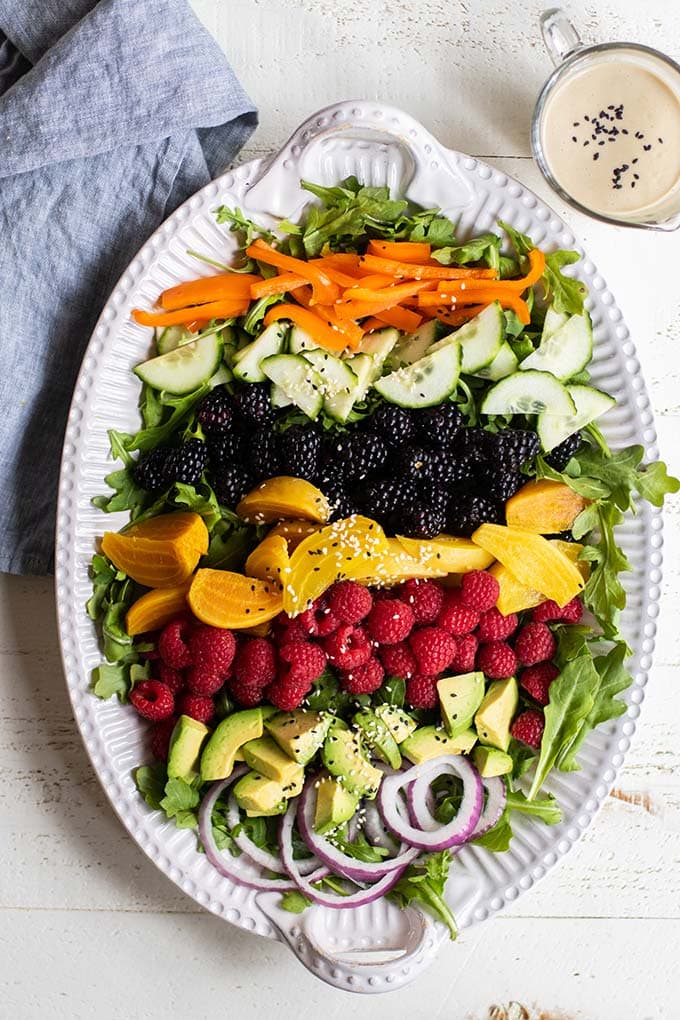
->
(322, 625, 372, 670)
(129, 680, 175, 721)
(157, 662, 184, 695)
(227, 681, 266, 708)
(511, 708, 545, 748)
(158, 617, 193, 670)
(233, 638, 277, 690)
(514, 622, 557, 666)
(476, 641, 517, 680)
(297, 598, 341, 638)
(266, 680, 309, 711)
(399, 578, 444, 624)
(185, 667, 225, 696)
(409, 627, 457, 674)
(278, 641, 327, 687)
(476, 607, 518, 642)
(365, 598, 415, 645)
(519, 662, 560, 706)
(437, 590, 479, 636)
(405, 675, 439, 709)
(340, 657, 384, 695)
(449, 632, 478, 673)
(273, 613, 309, 644)
(176, 693, 215, 724)
(460, 570, 500, 612)
(327, 581, 373, 624)
(379, 641, 417, 680)
(532, 597, 583, 625)
(189, 626, 236, 678)
(150, 717, 177, 761)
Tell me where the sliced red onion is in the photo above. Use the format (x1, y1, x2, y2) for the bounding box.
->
(296, 778, 421, 883)
(378, 756, 483, 851)
(469, 776, 507, 839)
(362, 799, 400, 855)
(225, 792, 322, 876)
(409, 771, 506, 842)
(280, 801, 410, 909)
(198, 770, 327, 891)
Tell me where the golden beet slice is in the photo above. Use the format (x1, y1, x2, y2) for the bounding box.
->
(505, 479, 587, 534)
(395, 534, 495, 574)
(237, 476, 330, 525)
(101, 511, 208, 588)
(245, 534, 291, 586)
(472, 523, 584, 608)
(267, 519, 324, 551)
(188, 569, 283, 628)
(352, 538, 448, 587)
(125, 582, 191, 635)
(489, 562, 544, 616)
(549, 539, 591, 581)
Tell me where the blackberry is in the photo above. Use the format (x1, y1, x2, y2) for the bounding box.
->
(369, 405, 417, 448)
(133, 447, 174, 491)
(197, 387, 238, 435)
(418, 480, 451, 517)
(320, 477, 361, 520)
(249, 428, 281, 481)
(214, 465, 253, 508)
(169, 439, 208, 485)
(208, 430, 246, 472)
(398, 445, 434, 481)
(447, 494, 504, 537)
(280, 426, 322, 481)
(544, 431, 583, 472)
(423, 450, 475, 485)
(391, 503, 445, 540)
(362, 478, 420, 517)
(488, 429, 540, 469)
(415, 403, 463, 446)
(476, 465, 523, 501)
(233, 383, 277, 426)
(335, 432, 390, 482)
(458, 427, 495, 462)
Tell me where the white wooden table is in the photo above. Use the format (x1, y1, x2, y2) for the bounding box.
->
(2, 2, 680, 1017)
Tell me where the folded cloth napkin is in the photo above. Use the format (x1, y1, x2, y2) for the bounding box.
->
(0, 0, 257, 574)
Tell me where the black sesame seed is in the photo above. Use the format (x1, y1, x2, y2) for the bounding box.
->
(632, 157, 638, 164)
(659, 137, 664, 144)
(593, 153, 600, 161)
(643, 144, 652, 151)
(571, 135, 577, 142)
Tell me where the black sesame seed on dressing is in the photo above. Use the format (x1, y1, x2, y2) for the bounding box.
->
(567, 101, 657, 192)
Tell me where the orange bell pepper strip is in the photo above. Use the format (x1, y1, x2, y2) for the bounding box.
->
(309, 262, 362, 289)
(344, 273, 395, 291)
(435, 305, 486, 328)
(160, 273, 260, 310)
(357, 253, 499, 281)
(250, 272, 309, 299)
(246, 239, 339, 305)
(315, 252, 362, 271)
(367, 239, 432, 262)
(434, 249, 546, 297)
(292, 286, 364, 349)
(419, 290, 530, 323)
(374, 306, 423, 332)
(334, 279, 436, 320)
(132, 300, 249, 327)
(263, 303, 352, 353)
(185, 318, 212, 332)
(503, 247, 546, 291)
(362, 316, 388, 333)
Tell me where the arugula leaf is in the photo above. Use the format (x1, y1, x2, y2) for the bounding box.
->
(542, 250, 587, 315)
(373, 676, 406, 708)
(409, 213, 457, 247)
(557, 642, 631, 771)
(280, 890, 312, 913)
(160, 777, 200, 829)
(389, 850, 457, 939)
(528, 642, 600, 799)
(299, 178, 409, 256)
(431, 233, 500, 269)
(506, 789, 562, 825)
(330, 829, 389, 863)
(243, 294, 284, 335)
(91, 662, 130, 700)
(214, 205, 277, 246)
(499, 220, 534, 261)
(579, 502, 630, 640)
(474, 808, 513, 852)
(135, 763, 167, 811)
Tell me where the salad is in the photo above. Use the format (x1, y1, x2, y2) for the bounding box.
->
(88, 177, 678, 936)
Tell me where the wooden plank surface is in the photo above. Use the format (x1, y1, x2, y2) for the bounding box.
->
(2, 1, 680, 1016)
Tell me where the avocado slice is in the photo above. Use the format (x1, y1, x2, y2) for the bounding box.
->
(167, 715, 210, 782)
(233, 768, 304, 817)
(437, 672, 485, 737)
(242, 735, 303, 785)
(200, 708, 264, 781)
(321, 728, 382, 798)
(353, 708, 401, 769)
(473, 745, 513, 777)
(474, 677, 519, 752)
(314, 773, 360, 834)
(400, 725, 477, 764)
(265, 709, 332, 764)
(374, 705, 417, 744)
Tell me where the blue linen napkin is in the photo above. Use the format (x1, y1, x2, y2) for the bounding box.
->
(0, 0, 257, 574)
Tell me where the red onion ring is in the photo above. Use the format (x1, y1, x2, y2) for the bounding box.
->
(409, 771, 506, 840)
(225, 792, 323, 877)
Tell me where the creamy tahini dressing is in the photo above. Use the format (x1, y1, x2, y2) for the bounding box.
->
(541, 51, 680, 218)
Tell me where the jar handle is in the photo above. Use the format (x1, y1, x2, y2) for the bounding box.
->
(540, 8, 583, 66)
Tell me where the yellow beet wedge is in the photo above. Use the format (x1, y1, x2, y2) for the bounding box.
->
(505, 479, 587, 534)
(189, 569, 283, 628)
(489, 562, 544, 616)
(236, 476, 331, 525)
(125, 581, 191, 635)
(283, 515, 389, 616)
(101, 511, 209, 588)
(549, 539, 591, 581)
(352, 538, 448, 587)
(267, 519, 324, 550)
(245, 534, 291, 586)
(395, 534, 495, 574)
(472, 523, 584, 608)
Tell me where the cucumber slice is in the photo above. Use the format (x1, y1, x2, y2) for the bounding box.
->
(429, 302, 504, 374)
(474, 342, 519, 381)
(521, 312, 592, 381)
(271, 383, 293, 409)
(538, 384, 616, 451)
(359, 327, 399, 371)
(481, 370, 577, 417)
(261, 354, 323, 419)
(374, 341, 462, 408)
(303, 348, 358, 422)
(325, 353, 374, 422)
(209, 363, 232, 388)
(289, 326, 317, 354)
(542, 306, 569, 343)
(134, 333, 223, 394)
(157, 325, 194, 354)
(387, 320, 438, 368)
(233, 323, 287, 383)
